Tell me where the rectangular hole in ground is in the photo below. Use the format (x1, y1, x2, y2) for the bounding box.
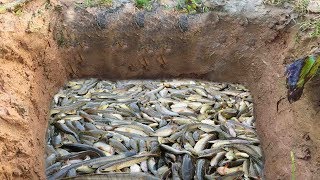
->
(45, 79, 263, 179)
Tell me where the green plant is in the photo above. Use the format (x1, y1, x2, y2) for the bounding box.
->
(264, 0, 309, 14)
(84, 0, 95, 7)
(264, 0, 292, 6)
(176, 0, 208, 14)
(135, 0, 151, 9)
(99, 0, 112, 6)
(76, 0, 112, 8)
(299, 19, 320, 38)
(294, 0, 310, 14)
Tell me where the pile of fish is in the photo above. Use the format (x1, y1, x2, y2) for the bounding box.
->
(45, 79, 263, 180)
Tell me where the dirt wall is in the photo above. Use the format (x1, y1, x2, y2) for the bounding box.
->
(0, 1, 319, 179)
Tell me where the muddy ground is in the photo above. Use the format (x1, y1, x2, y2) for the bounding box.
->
(0, 0, 320, 179)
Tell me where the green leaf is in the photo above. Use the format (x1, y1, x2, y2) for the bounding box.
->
(306, 55, 320, 80)
(297, 55, 315, 88)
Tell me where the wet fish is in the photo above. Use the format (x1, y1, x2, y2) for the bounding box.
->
(98, 153, 157, 172)
(46, 79, 262, 179)
(54, 122, 80, 142)
(160, 144, 192, 155)
(181, 154, 195, 180)
(48, 151, 137, 179)
(61, 143, 106, 157)
(152, 124, 178, 137)
(57, 150, 101, 161)
(194, 134, 214, 153)
(62, 172, 160, 180)
(195, 159, 207, 180)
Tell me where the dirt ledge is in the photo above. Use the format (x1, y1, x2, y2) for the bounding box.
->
(0, 1, 319, 179)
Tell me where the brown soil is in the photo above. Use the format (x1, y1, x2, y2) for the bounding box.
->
(0, 1, 319, 179)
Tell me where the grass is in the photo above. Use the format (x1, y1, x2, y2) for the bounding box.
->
(76, 0, 113, 8)
(264, 0, 309, 13)
(291, 151, 296, 180)
(265, 0, 320, 39)
(99, 0, 113, 6)
(295, 0, 320, 39)
(264, 0, 293, 6)
(135, 0, 152, 10)
(299, 19, 320, 38)
(176, 0, 210, 14)
(294, 0, 310, 14)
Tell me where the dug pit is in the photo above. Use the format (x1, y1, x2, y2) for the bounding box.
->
(45, 79, 262, 179)
(0, 0, 320, 179)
